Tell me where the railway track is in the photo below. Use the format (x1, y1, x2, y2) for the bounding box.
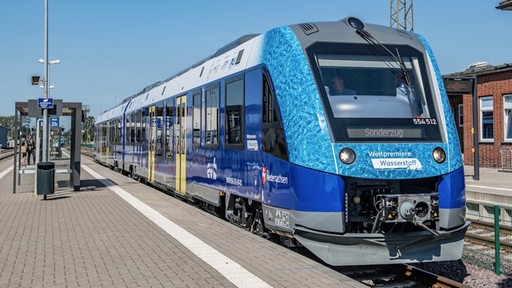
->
(465, 219, 512, 252)
(336, 264, 466, 287)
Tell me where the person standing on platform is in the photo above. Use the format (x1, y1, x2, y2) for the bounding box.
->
(20, 138, 27, 166)
(27, 135, 35, 165)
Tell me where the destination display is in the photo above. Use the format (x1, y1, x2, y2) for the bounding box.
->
(347, 127, 423, 139)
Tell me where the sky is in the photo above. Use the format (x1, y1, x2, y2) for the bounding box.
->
(1, 0, 511, 118)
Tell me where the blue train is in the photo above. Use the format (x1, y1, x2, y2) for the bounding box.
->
(94, 17, 469, 266)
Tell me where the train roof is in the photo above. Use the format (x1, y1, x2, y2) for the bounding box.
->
(97, 18, 425, 122)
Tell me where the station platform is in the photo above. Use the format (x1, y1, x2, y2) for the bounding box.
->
(0, 156, 364, 287)
(465, 165, 512, 200)
(464, 165, 512, 223)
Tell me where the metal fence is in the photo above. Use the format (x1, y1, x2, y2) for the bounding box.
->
(466, 201, 512, 275)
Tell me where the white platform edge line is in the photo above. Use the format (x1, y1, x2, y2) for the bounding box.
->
(466, 184, 512, 192)
(0, 166, 13, 180)
(82, 164, 272, 288)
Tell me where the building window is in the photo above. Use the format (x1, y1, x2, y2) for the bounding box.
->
(504, 94, 512, 142)
(480, 96, 494, 142)
(205, 84, 219, 147)
(225, 77, 244, 149)
(458, 104, 463, 127)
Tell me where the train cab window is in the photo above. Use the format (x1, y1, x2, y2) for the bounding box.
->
(165, 101, 174, 159)
(225, 77, 244, 149)
(308, 43, 442, 142)
(192, 90, 202, 147)
(205, 84, 220, 148)
(262, 71, 288, 160)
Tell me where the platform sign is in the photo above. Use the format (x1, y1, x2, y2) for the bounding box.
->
(443, 78, 474, 94)
(50, 117, 59, 127)
(38, 97, 54, 109)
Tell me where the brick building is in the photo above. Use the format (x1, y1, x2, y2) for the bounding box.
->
(444, 63, 512, 169)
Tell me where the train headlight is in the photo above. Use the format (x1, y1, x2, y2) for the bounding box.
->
(339, 148, 356, 165)
(432, 147, 446, 164)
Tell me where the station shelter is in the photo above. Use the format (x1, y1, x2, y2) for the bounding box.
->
(13, 100, 83, 193)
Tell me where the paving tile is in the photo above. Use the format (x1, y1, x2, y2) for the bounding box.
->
(0, 157, 364, 288)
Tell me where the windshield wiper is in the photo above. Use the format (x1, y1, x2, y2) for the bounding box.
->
(346, 17, 419, 115)
(354, 27, 411, 87)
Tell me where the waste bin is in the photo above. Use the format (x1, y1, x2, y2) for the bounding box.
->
(37, 162, 55, 199)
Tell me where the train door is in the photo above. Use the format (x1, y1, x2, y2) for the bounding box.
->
(176, 95, 187, 194)
(148, 106, 156, 182)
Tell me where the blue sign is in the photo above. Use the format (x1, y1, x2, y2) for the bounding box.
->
(38, 98, 54, 109)
(50, 117, 59, 127)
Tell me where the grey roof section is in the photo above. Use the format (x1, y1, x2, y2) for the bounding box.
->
(444, 62, 512, 78)
(497, 0, 512, 10)
(102, 33, 260, 114)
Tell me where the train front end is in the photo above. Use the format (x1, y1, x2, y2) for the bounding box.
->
(260, 18, 469, 265)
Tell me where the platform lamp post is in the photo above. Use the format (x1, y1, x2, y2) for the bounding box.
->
(40, 0, 63, 162)
(38, 58, 60, 162)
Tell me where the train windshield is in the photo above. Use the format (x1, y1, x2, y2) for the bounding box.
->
(310, 43, 443, 142)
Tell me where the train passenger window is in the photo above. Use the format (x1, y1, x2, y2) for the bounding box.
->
(205, 84, 220, 148)
(141, 109, 147, 146)
(225, 77, 244, 149)
(125, 115, 130, 144)
(262, 71, 288, 160)
(130, 113, 135, 143)
(165, 101, 174, 159)
(101, 123, 107, 150)
(156, 104, 164, 157)
(116, 119, 122, 150)
(135, 110, 141, 143)
(192, 91, 202, 147)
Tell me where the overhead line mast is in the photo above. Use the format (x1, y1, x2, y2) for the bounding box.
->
(390, 0, 414, 32)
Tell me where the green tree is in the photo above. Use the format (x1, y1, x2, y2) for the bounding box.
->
(0, 116, 15, 138)
(82, 115, 95, 144)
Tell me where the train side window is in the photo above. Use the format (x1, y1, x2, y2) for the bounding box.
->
(156, 104, 164, 157)
(225, 76, 244, 149)
(101, 123, 107, 149)
(125, 114, 130, 144)
(109, 121, 114, 155)
(165, 100, 174, 159)
(129, 113, 135, 143)
(262, 71, 288, 161)
(192, 90, 202, 147)
(205, 84, 220, 148)
(135, 110, 141, 143)
(141, 109, 147, 146)
(115, 119, 121, 151)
